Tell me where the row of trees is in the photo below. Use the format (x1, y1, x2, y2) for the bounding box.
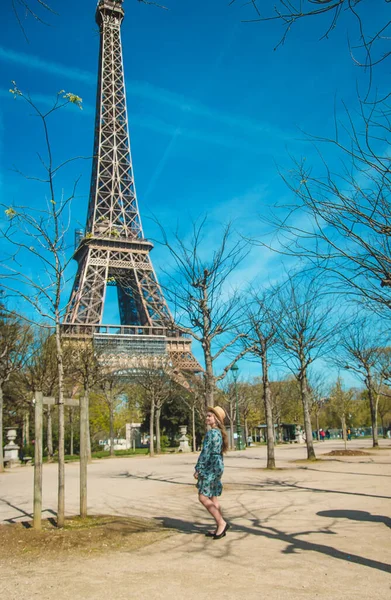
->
(2, 264, 391, 458)
(3, 316, 389, 465)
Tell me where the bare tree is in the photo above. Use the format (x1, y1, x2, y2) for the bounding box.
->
(137, 0, 168, 8)
(157, 218, 250, 408)
(10, 0, 56, 41)
(0, 310, 33, 471)
(336, 316, 387, 447)
(243, 291, 280, 468)
(270, 377, 302, 440)
(0, 84, 83, 527)
(377, 390, 391, 436)
(180, 377, 205, 452)
(131, 357, 173, 456)
(308, 372, 327, 440)
(232, 0, 390, 96)
(217, 384, 236, 449)
(64, 340, 103, 461)
(99, 375, 127, 457)
(234, 2, 390, 317)
(238, 383, 257, 446)
(22, 329, 58, 461)
(329, 377, 355, 450)
(273, 273, 337, 459)
(260, 96, 391, 318)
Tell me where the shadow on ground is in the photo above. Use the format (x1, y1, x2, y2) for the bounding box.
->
(0, 498, 57, 525)
(155, 515, 391, 574)
(318, 509, 391, 529)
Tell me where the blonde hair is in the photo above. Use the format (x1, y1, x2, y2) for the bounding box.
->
(215, 418, 229, 454)
(208, 407, 229, 453)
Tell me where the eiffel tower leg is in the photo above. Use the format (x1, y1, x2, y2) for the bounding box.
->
(65, 248, 109, 326)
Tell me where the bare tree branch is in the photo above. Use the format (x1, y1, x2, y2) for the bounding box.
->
(154, 217, 250, 408)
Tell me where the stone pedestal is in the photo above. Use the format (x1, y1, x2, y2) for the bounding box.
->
(4, 427, 20, 467)
(295, 426, 305, 444)
(178, 425, 191, 452)
(125, 423, 141, 450)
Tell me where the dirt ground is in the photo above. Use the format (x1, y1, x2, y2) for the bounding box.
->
(0, 439, 390, 600)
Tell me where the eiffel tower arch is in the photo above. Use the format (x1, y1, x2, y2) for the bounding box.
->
(63, 0, 200, 375)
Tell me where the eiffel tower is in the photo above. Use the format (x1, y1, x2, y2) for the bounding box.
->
(63, 0, 199, 373)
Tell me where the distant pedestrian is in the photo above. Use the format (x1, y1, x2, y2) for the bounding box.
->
(326, 429, 330, 440)
(320, 429, 326, 441)
(347, 428, 351, 441)
(194, 406, 230, 540)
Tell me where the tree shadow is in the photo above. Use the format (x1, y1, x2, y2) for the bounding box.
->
(155, 516, 203, 534)
(156, 515, 391, 574)
(114, 471, 194, 486)
(0, 498, 57, 525)
(318, 509, 391, 529)
(113, 472, 391, 501)
(298, 466, 391, 478)
(241, 478, 391, 501)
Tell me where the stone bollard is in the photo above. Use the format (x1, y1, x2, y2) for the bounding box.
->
(4, 427, 20, 467)
(178, 425, 191, 453)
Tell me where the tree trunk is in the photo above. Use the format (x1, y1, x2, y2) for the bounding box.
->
(244, 418, 249, 446)
(229, 404, 235, 449)
(262, 352, 275, 469)
(55, 321, 65, 528)
(276, 419, 281, 443)
(23, 410, 30, 446)
(47, 406, 53, 462)
(204, 349, 214, 408)
(69, 407, 74, 456)
(109, 396, 115, 457)
(379, 412, 386, 438)
(149, 401, 155, 457)
(22, 414, 26, 449)
(155, 406, 161, 454)
(367, 374, 379, 448)
(79, 394, 88, 518)
(192, 405, 196, 452)
(341, 414, 347, 451)
(299, 372, 316, 460)
(33, 391, 43, 530)
(86, 397, 92, 462)
(0, 385, 4, 473)
(84, 386, 92, 462)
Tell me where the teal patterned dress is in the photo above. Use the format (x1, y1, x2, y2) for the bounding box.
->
(195, 428, 224, 497)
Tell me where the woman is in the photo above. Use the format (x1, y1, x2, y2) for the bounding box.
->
(194, 406, 230, 540)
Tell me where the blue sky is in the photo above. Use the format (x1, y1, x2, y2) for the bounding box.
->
(0, 0, 389, 388)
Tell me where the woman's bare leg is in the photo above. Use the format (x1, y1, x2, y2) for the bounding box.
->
(211, 496, 221, 513)
(199, 494, 226, 535)
(206, 497, 222, 534)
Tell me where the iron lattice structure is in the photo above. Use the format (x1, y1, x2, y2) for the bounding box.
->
(63, 0, 200, 373)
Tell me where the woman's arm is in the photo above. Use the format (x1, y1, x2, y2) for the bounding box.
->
(194, 430, 211, 477)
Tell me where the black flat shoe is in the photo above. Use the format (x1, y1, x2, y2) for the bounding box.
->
(213, 522, 230, 540)
(205, 531, 216, 537)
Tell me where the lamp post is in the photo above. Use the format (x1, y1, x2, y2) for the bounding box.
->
(231, 363, 243, 450)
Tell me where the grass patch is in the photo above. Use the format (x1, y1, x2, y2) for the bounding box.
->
(0, 515, 173, 561)
(40, 449, 150, 463)
(92, 449, 149, 459)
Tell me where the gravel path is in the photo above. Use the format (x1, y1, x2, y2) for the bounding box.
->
(1, 439, 390, 599)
